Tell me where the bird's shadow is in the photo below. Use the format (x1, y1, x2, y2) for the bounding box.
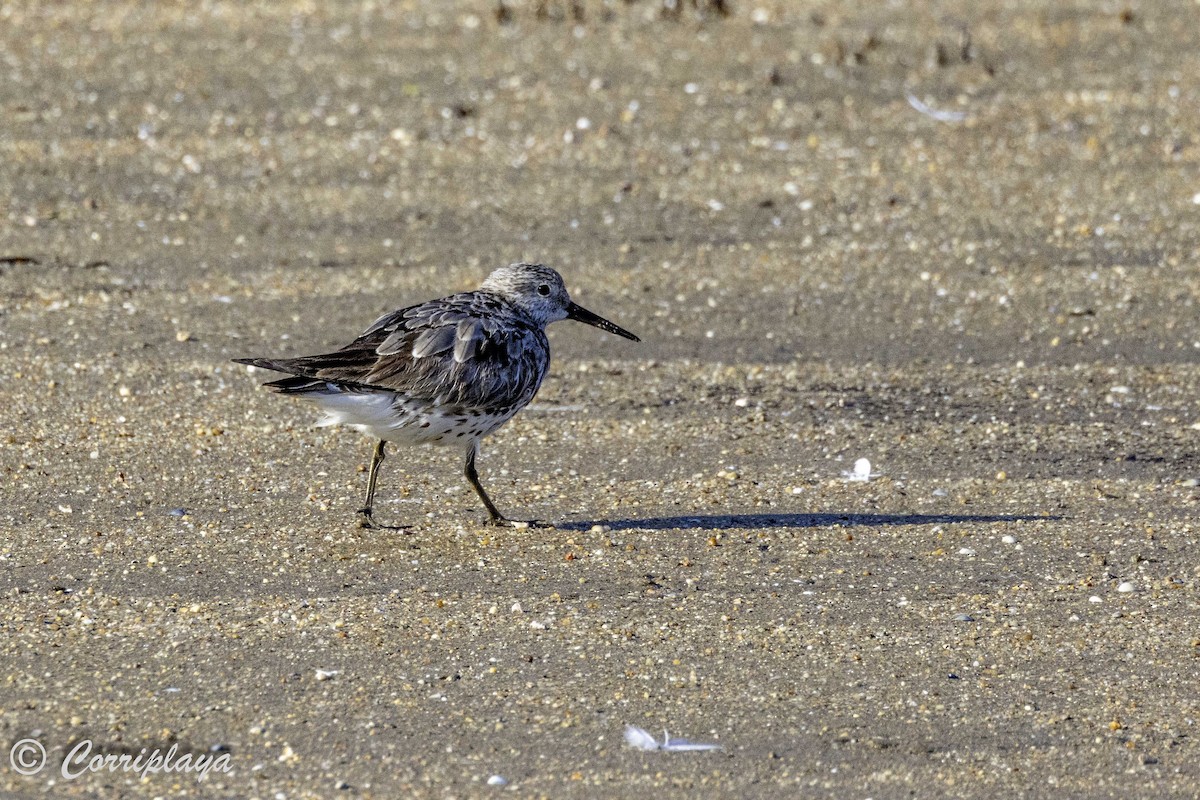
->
(558, 512, 1062, 532)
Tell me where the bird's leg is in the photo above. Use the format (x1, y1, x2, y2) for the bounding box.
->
(357, 439, 387, 529)
(464, 441, 513, 526)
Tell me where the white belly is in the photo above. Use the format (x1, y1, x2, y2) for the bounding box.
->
(301, 385, 516, 445)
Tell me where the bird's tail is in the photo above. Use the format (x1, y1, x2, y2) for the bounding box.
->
(231, 356, 290, 371)
(232, 357, 328, 394)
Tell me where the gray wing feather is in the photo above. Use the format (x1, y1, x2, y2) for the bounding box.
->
(377, 329, 408, 356)
(409, 326, 455, 358)
(454, 319, 482, 364)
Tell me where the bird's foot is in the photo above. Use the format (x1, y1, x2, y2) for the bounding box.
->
(485, 515, 548, 529)
(357, 508, 410, 532)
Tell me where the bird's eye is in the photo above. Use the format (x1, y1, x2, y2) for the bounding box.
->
(537, 284, 551, 296)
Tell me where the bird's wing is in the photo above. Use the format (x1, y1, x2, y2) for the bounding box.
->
(238, 294, 548, 411)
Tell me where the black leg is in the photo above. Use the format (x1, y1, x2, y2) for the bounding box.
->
(464, 441, 512, 526)
(357, 439, 387, 529)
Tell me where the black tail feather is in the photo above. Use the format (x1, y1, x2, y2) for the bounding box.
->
(232, 357, 323, 393)
(262, 375, 331, 394)
(233, 357, 377, 394)
(232, 357, 292, 372)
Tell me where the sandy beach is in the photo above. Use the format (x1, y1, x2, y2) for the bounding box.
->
(2, 1, 1200, 797)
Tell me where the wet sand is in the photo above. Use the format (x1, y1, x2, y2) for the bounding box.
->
(2, 2, 1200, 797)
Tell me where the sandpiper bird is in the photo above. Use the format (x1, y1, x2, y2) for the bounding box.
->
(234, 263, 640, 528)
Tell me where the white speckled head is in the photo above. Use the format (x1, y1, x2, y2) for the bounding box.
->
(480, 263, 572, 326)
(481, 263, 640, 340)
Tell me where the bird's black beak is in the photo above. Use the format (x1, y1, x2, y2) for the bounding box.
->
(566, 302, 640, 342)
